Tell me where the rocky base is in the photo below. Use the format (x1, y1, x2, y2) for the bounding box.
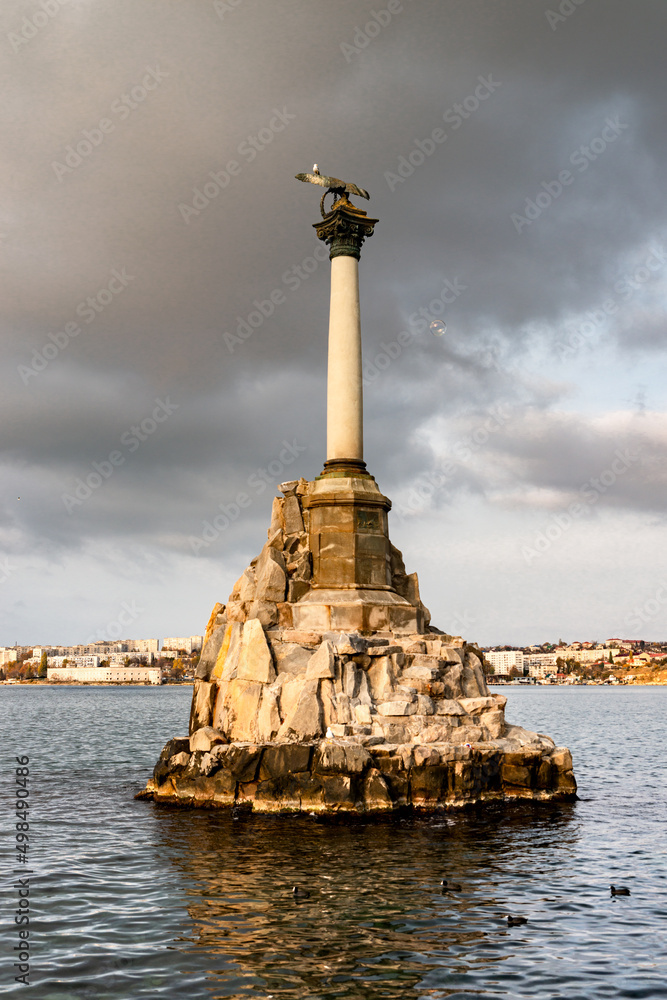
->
(138, 475, 577, 814)
(137, 736, 576, 813)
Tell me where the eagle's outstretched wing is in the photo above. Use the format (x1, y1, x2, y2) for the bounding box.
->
(295, 172, 370, 200)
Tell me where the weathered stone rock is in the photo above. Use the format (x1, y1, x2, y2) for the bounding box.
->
(226, 601, 246, 623)
(319, 678, 337, 729)
(189, 679, 217, 733)
(313, 742, 371, 775)
(286, 630, 322, 646)
(247, 600, 279, 627)
(189, 726, 227, 752)
(287, 553, 312, 587)
(287, 580, 309, 603)
(482, 710, 505, 738)
(403, 664, 438, 682)
(196, 624, 227, 680)
(225, 679, 264, 741)
(272, 642, 312, 675)
(143, 475, 577, 813)
(259, 744, 312, 779)
(367, 655, 397, 701)
(459, 696, 497, 714)
(224, 744, 263, 782)
(278, 679, 322, 740)
(211, 622, 243, 680)
(380, 721, 411, 744)
(357, 669, 372, 706)
(238, 568, 257, 604)
(320, 773, 354, 807)
(550, 748, 573, 771)
(414, 745, 440, 767)
(411, 765, 449, 806)
(203, 603, 225, 646)
(270, 496, 283, 535)
(405, 640, 426, 654)
(343, 661, 360, 698)
(363, 768, 393, 810)
(323, 631, 367, 654)
(331, 692, 353, 724)
(305, 640, 336, 680)
(257, 687, 281, 741)
(501, 762, 532, 788)
(254, 546, 287, 603)
(416, 694, 435, 715)
(354, 703, 372, 724)
(237, 619, 275, 684)
(169, 751, 190, 770)
(267, 527, 284, 551)
(377, 700, 415, 717)
(277, 602, 293, 628)
(158, 736, 190, 760)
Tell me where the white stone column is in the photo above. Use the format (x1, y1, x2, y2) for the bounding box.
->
(327, 255, 363, 461)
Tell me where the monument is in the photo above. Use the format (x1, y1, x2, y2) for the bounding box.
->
(138, 172, 576, 813)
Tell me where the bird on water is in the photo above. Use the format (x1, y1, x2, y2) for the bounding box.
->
(507, 915, 528, 926)
(292, 886, 310, 899)
(610, 885, 631, 896)
(440, 879, 463, 892)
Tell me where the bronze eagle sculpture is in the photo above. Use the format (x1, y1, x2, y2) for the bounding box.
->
(295, 167, 370, 217)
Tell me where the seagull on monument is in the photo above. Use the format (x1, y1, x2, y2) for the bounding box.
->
(295, 168, 370, 216)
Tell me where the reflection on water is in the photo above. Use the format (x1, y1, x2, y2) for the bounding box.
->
(158, 804, 580, 998)
(1, 685, 666, 999)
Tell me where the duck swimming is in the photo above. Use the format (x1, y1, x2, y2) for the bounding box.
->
(507, 915, 528, 926)
(292, 886, 310, 899)
(610, 885, 631, 896)
(440, 879, 463, 891)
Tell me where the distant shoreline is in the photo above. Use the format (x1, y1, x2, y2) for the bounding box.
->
(0, 680, 193, 687)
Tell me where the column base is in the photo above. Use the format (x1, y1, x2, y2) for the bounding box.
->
(292, 587, 423, 633)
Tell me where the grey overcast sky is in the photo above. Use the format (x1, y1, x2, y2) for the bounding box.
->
(2, 0, 666, 648)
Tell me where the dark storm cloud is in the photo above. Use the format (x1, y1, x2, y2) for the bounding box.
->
(1, 0, 666, 641)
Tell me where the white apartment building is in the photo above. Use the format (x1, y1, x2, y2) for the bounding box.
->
(47, 665, 162, 684)
(485, 650, 524, 675)
(126, 639, 160, 654)
(562, 647, 618, 663)
(0, 648, 14, 666)
(524, 655, 557, 679)
(49, 655, 102, 669)
(162, 636, 203, 653)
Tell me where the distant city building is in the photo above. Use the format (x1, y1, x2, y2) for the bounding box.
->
(0, 648, 14, 666)
(49, 655, 102, 669)
(486, 651, 524, 675)
(125, 639, 160, 654)
(47, 664, 162, 684)
(561, 647, 618, 663)
(162, 636, 203, 653)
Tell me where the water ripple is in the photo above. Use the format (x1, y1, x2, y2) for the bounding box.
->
(0, 685, 666, 998)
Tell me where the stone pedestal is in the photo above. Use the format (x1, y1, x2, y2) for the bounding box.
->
(293, 463, 422, 632)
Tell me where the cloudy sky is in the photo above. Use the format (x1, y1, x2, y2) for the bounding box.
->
(2, 0, 666, 648)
